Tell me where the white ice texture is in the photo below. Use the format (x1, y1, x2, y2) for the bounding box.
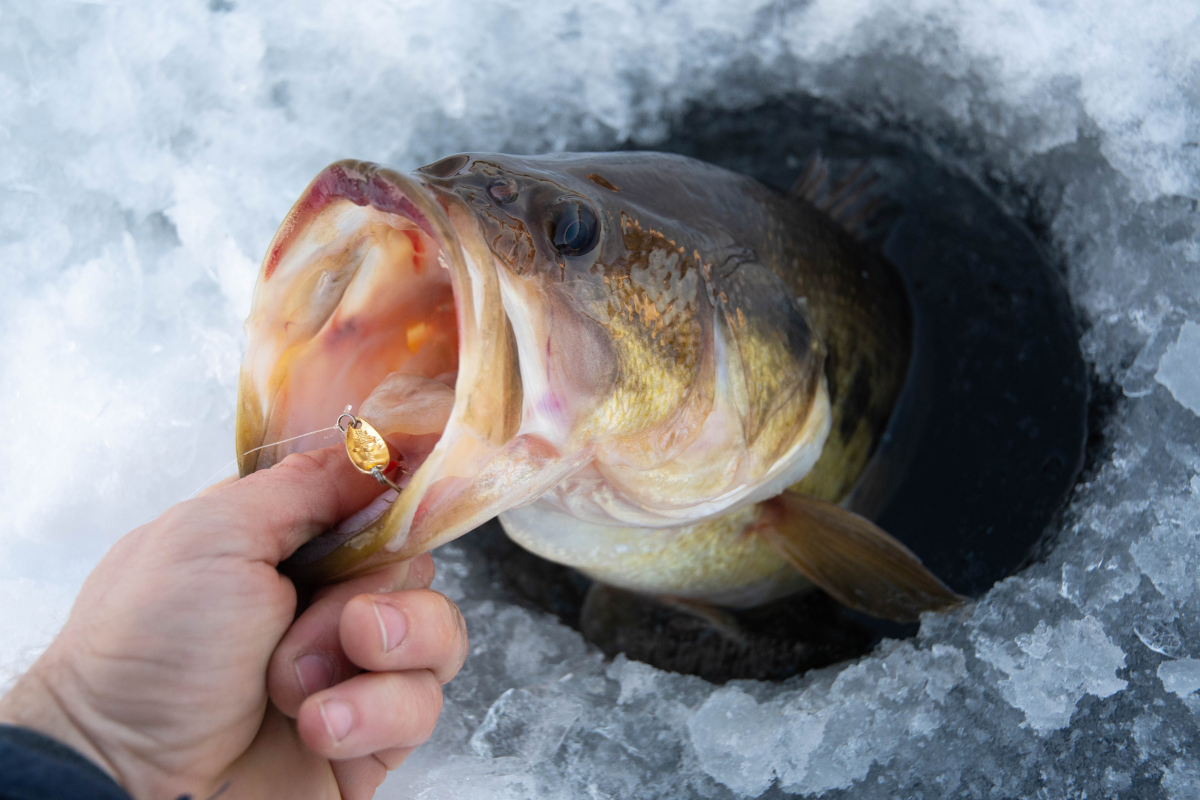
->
(1, 0, 1198, 797)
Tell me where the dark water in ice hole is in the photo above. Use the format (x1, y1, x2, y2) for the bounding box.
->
(459, 96, 1091, 683)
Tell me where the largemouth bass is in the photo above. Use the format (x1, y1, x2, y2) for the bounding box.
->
(236, 152, 958, 621)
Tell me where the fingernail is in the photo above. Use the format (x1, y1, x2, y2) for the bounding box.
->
(319, 699, 354, 743)
(293, 653, 333, 697)
(372, 600, 407, 653)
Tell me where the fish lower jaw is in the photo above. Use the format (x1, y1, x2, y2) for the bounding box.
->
(252, 187, 537, 581)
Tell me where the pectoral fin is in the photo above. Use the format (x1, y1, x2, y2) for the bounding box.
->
(756, 492, 962, 622)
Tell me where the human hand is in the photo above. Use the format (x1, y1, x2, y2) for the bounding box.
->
(0, 446, 468, 800)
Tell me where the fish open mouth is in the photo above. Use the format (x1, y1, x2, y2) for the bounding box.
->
(240, 162, 459, 476)
(237, 160, 524, 583)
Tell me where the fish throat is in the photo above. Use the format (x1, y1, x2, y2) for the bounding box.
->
(242, 184, 460, 475)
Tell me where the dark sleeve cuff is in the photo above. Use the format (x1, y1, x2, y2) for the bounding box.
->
(0, 724, 132, 800)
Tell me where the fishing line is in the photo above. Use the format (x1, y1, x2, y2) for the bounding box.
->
(187, 424, 343, 499)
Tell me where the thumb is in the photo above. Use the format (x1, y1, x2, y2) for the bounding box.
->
(183, 445, 386, 565)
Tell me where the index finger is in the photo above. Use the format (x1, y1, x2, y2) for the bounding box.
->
(179, 445, 386, 565)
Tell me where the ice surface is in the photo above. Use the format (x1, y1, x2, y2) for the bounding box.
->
(1159, 658, 1200, 700)
(973, 616, 1127, 734)
(1, 0, 1198, 798)
(1157, 321, 1200, 417)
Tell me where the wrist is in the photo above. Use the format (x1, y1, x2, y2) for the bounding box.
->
(0, 664, 126, 791)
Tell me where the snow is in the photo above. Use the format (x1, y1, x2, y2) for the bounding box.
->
(1, 0, 1199, 798)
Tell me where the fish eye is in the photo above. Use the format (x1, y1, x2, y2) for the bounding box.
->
(548, 199, 600, 257)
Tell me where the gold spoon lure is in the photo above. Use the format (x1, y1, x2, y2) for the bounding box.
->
(337, 406, 404, 492)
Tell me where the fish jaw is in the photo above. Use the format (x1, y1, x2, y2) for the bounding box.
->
(237, 160, 538, 582)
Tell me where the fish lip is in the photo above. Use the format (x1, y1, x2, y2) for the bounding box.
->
(237, 159, 513, 581)
(260, 160, 449, 286)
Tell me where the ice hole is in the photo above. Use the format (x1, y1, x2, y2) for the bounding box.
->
(471, 97, 1093, 683)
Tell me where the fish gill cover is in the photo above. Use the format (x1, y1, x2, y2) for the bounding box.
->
(0, 1, 1197, 798)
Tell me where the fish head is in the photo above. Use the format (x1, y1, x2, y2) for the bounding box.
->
(237, 153, 829, 583)
(236, 156, 620, 582)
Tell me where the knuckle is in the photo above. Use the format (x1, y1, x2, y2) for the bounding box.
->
(412, 675, 443, 730)
(152, 503, 228, 559)
(406, 670, 442, 711)
(438, 593, 469, 673)
(274, 449, 328, 478)
(156, 503, 207, 543)
(384, 672, 442, 745)
(373, 746, 414, 772)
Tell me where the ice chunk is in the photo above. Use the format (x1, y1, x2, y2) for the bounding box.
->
(1135, 619, 1184, 658)
(611, 655, 669, 706)
(1156, 321, 1200, 416)
(687, 641, 967, 796)
(1131, 488, 1200, 601)
(689, 687, 829, 797)
(973, 616, 1127, 734)
(1162, 759, 1200, 800)
(469, 687, 582, 762)
(1158, 658, 1200, 699)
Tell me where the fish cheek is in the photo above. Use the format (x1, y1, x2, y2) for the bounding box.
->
(543, 283, 620, 425)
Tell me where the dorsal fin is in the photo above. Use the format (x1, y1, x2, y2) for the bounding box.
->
(788, 151, 887, 235)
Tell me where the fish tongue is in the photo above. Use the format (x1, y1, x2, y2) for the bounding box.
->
(360, 371, 455, 435)
(358, 372, 455, 470)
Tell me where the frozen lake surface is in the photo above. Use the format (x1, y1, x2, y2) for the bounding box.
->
(1, 1, 1198, 797)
